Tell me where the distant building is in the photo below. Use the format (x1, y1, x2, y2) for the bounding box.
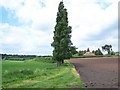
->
(0, 54, 2, 60)
(84, 52, 95, 56)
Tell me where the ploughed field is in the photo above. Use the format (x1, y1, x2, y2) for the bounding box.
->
(69, 57, 118, 88)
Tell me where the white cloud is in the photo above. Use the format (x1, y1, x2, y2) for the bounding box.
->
(0, 23, 53, 55)
(68, 0, 118, 51)
(0, 0, 119, 55)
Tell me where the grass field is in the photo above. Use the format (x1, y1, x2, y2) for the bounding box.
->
(2, 58, 85, 88)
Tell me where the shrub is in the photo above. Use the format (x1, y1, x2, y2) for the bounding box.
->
(34, 57, 55, 63)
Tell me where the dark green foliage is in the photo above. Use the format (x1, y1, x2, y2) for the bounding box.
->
(102, 44, 112, 55)
(78, 50, 83, 56)
(71, 46, 78, 55)
(78, 50, 86, 56)
(84, 50, 87, 53)
(7, 58, 25, 61)
(95, 48, 103, 55)
(92, 50, 95, 53)
(114, 52, 120, 56)
(2, 54, 36, 60)
(87, 48, 90, 52)
(51, 1, 72, 66)
(111, 51, 115, 55)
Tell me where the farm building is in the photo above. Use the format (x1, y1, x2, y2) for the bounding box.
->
(84, 52, 95, 56)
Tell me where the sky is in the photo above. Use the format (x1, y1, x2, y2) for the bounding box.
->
(0, 0, 119, 55)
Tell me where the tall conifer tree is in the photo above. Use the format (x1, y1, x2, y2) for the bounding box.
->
(51, 1, 72, 66)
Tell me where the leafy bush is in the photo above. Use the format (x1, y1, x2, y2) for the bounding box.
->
(34, 57, 55, 63)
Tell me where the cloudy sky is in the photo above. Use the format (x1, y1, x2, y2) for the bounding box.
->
(0, 0, 119, 55)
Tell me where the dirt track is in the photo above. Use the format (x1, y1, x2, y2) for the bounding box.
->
(69, 57, 118, 88)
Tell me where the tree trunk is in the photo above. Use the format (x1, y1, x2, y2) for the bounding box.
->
(57, 60, 62, 67)
(62, 59, 64, 64)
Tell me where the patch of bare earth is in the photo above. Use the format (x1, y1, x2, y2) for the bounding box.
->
(69, 57, 118, 88)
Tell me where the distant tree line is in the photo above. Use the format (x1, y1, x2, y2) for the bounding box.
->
(71, 44, 118, 56)
(1, 54, 37, 60)
(78, 48, 103, 56)
(1, 54, 54, 60)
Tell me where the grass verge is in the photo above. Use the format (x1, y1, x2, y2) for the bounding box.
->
(2, 59, 85, 89)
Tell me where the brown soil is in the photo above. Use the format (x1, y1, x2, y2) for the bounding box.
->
(69, 57, 118, 88)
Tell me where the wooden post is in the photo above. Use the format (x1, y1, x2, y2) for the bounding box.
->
(0, 54, 2, 60)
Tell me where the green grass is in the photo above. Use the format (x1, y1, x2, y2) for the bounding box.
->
(2, 59, 85, 89)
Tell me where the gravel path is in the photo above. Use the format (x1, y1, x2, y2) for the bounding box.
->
(69, 57, 118, 88)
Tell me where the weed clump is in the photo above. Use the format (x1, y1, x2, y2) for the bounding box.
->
(20, 69, 33, 75)
(5, 69, 34, 76)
